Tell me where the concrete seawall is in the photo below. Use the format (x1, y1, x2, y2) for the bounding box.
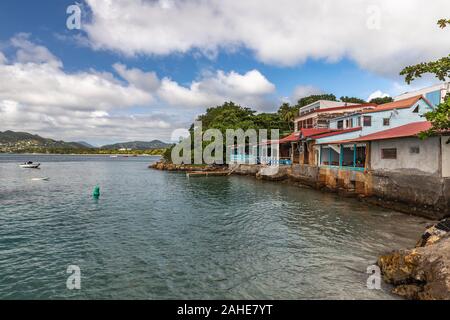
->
(230, 163, 450, 220)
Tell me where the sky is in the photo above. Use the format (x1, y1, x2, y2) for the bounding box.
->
(0, 0, 449, 145)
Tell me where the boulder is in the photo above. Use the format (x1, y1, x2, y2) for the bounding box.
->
(378, 219, 450, 300)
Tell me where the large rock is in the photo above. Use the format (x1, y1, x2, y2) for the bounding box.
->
(378, 219, 450, 300)
(149, 161, 227, 172)
(256, 165, 289, 181)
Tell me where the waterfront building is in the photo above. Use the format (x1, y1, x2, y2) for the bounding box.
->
(316, 95, 434, 145)
(311, 121, 450, 218)
(395, 82, 450, 107)
(293, 101, 376, 130)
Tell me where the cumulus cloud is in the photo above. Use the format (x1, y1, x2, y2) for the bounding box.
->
(291, 85, 324, 103)
(0, 52, 7, 64)
(0, 35, 277, 142)
(157, 69, 275, 109)
(0, 36, 175, 143)
(367, 90, 390, 101)
(113, 63, 160, 91)
(11, 33, 63, 68)
(82, 0, 450, 76)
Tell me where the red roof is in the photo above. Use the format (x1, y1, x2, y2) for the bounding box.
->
(349, 121, 432, 142)
(315, 103, 376, 114)
(278, 132, 300, 143)
(362, 95, 431, 114)
(312, 127, 362, 140)
(295, 103, 377, 120)
(301, 128, 333, 138)
(278, 128, 334, 143)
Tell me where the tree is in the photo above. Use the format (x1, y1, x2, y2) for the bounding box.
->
(295, 94, 337, 109)
(400, 20, 450, 84)
(418, 95, 450, 141)
(400, 19, 450, 141)
(340, 96, 367, 104)
(438, 19, 450, 28)
(369, 96, 394, 105)
(277, 102, 298, 131)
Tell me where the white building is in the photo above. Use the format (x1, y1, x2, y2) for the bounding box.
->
(316, 95, 434, 145)
(395, 82, 450, 106)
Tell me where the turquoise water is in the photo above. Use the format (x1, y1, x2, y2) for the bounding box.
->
(0, 154, 427, 299)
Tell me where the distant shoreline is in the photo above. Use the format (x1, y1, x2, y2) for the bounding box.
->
(0, 152, 163, 157)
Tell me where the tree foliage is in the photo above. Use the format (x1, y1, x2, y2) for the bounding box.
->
(400, 19, 450, 84)
(369, 96, 394, 105)
(399, 19, 449, 141)
(339, 96, 366, 104)
(438, 19, 450, 28)
(400, 55, 450, 84)
(295, 94, 337, 109)
(277, 102, 298, 131)
(418, 95, 450, 141)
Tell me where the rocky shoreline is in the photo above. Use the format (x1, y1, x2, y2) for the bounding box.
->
(378, 219, 450, 300)
(149, 161, 228, 172)
(150, 161, 450, 299)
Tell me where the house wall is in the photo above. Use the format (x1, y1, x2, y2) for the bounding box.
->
(442, 136, 450, 178)
(360, 100, 432, 136)
(329, 114, 361, 129)
(327, 99, 433, 139)
(315, 130, 362, 144)
(394, 82, 450, 105)
(370, 137, 440, 175)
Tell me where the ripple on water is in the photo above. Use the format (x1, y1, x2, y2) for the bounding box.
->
(0, 155, 428, 299)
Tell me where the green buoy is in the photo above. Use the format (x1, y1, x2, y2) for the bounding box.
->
(93, 185, 100, 199)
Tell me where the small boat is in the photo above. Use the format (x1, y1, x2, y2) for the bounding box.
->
(31, 177, 49, 181)
(19, 161, 40, 169)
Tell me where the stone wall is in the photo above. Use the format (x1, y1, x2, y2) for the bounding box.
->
(222, 161, 450, 219)
(370, 170, 449, 219)
(289, 164, 319, 187)
(230, 164, 261, 176)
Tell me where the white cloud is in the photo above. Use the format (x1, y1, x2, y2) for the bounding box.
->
(291, 85, 324, 102)
(0, 35, 277, 143)
(367, 90, 390, 101)
(157, 69, 275, 109)
(0, 36, 175, 143)
(83, 0, 450, 76)
(0, 52, 7, 64)
(11, 33, 63, 68)
(113, 63, 160, 91)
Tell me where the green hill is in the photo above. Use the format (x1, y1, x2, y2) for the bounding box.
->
(100, 140, 172, 150)
(0, 130, 88, 151)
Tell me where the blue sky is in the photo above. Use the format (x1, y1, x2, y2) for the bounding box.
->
(0, 0, 448, 144)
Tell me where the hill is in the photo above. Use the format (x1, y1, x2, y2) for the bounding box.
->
(0, 130, 88, 151)
(75, 141, 96, 148)
(100, 140, 172, 150)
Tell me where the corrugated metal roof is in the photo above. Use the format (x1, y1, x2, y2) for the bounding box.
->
(349, 121, 432, 141)
(311, 127, 362, 140)
(362, 95, 431, 114)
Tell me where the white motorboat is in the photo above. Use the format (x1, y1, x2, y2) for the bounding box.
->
(31, 177, 49, 181)
(19, 161, 41, 169)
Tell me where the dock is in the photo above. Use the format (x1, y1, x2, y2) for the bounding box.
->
(186, 171, 230, 177)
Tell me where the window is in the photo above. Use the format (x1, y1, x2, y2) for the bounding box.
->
(383, 118, 390, 126)
(410, 146, 420, 154)
(363, 116, 372, 127)
(357, 117, 361, 127)
(346, 119, 352, 128)
(337, 120, 344, 129)
(413, 105, 419, 113)
(381, 148, 397, 159)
